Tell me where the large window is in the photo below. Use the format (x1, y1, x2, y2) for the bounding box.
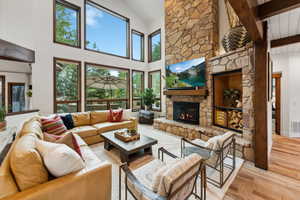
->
(148, 29, 161, 62)
(85, 63, 130, 111)
(54, 58, 81, 113)
(132, 30, 144, 62)
(85, 1, 129, 58)
(8, 83, 25, 113)
(148, 70, 161, 111)
(54, 0, 81, 47)
(0, 76, 5, 107)
(132, 70, 144, 112)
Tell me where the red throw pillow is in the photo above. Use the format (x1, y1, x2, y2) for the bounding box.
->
(71, 134, 83, 158)
(109, 109, 123, 122)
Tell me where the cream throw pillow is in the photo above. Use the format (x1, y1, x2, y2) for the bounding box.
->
(36, 140, 85, 177)
(122, 109, 132, 121)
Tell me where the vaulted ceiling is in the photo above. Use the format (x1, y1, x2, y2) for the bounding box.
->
(256, 0, 300, 54)
(123, 0, 164, 25)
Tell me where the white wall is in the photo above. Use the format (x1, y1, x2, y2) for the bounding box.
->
(0, 0, 154, 115)
(272, 52, 300, 137)
(0, 0, 36, 50)
(147, 16, 166, 116)
(218, 0, 231, 55)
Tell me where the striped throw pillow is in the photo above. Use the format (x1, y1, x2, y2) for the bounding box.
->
(41, 115, 67, 135)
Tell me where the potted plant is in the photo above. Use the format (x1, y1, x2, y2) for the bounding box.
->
(0, 106, 7, 131)
(139, 88, 156, 125)
(141, 88, 156, 111)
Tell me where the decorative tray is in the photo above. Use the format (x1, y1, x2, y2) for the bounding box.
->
(114, 130, 140, 143)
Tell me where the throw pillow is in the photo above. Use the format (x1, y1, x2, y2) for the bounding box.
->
(10, 134, 49, 191)
(157, 154, 202, 197)
(43, 132, 83, 158)
(122, 109, 132, 121)
(41, 115, 67, 135)
(109, 109, 123, 122)
(151, 164, 169, 192)
(36, 140, 85, 177)
(60, 114, 74, 130)
(56, 133, 83, 158)
(43, 132, 64, 142)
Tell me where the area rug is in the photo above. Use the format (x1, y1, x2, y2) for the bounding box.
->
(91, 124, 244, 200)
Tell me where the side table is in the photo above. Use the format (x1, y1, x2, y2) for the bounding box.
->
(138, 110, 154, 125)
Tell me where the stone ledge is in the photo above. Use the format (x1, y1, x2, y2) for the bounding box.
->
(209, 43, 253, 62)
(153, 118, 253, 161)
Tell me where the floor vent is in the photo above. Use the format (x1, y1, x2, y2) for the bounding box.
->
(291, 121, 300, 134)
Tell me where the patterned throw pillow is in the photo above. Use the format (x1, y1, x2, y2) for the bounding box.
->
(108, 109, 123, 122)
(43, 132, 64, 142)
(41, 115, 67, 135)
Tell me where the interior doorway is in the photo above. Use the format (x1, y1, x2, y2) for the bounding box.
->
(272, 72, 282, 135)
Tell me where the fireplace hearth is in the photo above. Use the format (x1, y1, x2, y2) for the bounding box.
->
(173, 102, 200, 125)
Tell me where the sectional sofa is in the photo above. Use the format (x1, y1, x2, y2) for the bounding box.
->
(0, 110, 137, 200)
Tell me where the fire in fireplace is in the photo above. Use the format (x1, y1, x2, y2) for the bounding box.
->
(173, 102, 200, 125)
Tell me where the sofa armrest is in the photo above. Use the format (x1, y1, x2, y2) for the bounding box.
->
(2, 161, 112, 200)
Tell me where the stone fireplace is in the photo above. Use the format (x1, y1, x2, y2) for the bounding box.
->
(155, 45, 255, 161)
(173, 102, 200, 125)
(157, 0, 255, 161)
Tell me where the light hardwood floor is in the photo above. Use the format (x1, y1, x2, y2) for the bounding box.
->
(224, 135, 300, 200)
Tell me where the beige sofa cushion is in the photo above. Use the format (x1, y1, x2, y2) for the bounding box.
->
(93, 121, 134, 134)
(20, 117, 44, 139)
(71, 126, 98, 138)
(90, 111, 109, 124)
(10, 134, 49, 191)
(72, 112, 91, 127)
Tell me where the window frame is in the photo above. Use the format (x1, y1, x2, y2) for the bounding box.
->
(53, 57, 82, 113)
(84, 0, 130, 59)
(148, 29, 161, 63)
(131, 29, 145, 62)
(8, 82, 26, 113)
(84, 62, 131, 111)
(53, 0, 81, 48)
(148, 70, 161, 112)
(0, 76, 5, 107)
(131, 70, 145, 112)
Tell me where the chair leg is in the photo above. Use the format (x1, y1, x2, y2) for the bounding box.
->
(220, 153, 224, 187)
(119, 166, 122, 200)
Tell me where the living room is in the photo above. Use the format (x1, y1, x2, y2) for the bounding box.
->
(1, 0, 300, 200)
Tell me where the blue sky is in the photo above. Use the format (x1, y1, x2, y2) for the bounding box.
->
(168, 57, 205, 73)
(86, 4, 127, 57)
(132, 33, 142, 60)
(152, 34, 160, 52)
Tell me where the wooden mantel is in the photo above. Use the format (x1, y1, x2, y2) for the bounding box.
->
(0, 39, 35, 63)
(163, 88, 208, 96)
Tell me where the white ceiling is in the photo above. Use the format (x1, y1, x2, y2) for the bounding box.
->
(123, 0, 164, 25)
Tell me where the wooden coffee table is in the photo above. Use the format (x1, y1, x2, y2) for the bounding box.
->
(101, 131, 158, 163)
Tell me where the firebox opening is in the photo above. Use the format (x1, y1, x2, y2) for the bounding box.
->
(173, 102, 200, 125)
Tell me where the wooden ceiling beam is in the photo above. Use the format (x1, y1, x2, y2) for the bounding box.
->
(0, 39, 35, 63)
(227, 0, 264, 41)
(258, 0, 300, 20)
(271, 34, 300, 48)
